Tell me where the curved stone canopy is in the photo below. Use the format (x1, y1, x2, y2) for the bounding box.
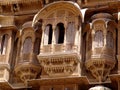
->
(32, 1, 83, 27)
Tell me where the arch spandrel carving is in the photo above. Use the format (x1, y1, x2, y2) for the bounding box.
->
(21, 27, 35, 45)
(32, 1, 83, 27)
(92, 20, 106, 31)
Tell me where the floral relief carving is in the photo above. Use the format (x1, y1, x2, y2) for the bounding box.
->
(93, 23, 105, 31)
(38, 54, 79, 76)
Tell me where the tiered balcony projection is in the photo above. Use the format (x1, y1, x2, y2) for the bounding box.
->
(85, 13, 117, 82)
(15, 23, 41, 82)
(38, 21, 80, 78)
(0, 15, 17, 82)
(33, 1, 82, 78)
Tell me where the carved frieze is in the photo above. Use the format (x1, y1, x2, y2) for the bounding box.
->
(38, 53, 80, 77)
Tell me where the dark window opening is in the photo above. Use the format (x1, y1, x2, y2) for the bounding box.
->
(51, 87, 53, 90)
(43, 0, 46, 5)
(44, 24, 53, 45)
(13, 4, 17, 9)
(48, 24, 53, 44)
(0, 34, 8, 55)
(1, 35, 5, 54)
(13, 4, 19, 12)
(34, 38, 41, 54)
(57, 23, 65, 44)
(83, 33, 87, 62)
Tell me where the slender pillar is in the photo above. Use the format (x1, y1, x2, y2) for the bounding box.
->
(40, 25, 45, 53)
(74, 25, 79, 52)
(52, 25, 56, 53)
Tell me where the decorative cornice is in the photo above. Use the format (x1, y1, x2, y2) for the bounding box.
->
(0, 0, 41, 5)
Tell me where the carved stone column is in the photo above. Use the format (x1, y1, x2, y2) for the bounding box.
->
(51, 25, 56, 53)
(64, 24, 68, 52)
(74, 25, 79, 52)
(40, 25, 45, 53)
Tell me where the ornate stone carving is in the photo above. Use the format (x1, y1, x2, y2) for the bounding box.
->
(85, 13, 116, 82)
(86, 57, 115, 82)
(15, 53, 41, 82)
(38, 54, 80, 77)
(15, 63, 41, 82)
(93, 23, 105, 31)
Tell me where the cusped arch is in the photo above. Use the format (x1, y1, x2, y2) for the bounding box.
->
(21, 22, 35, 44)
(92, 19, 106, 31)
(106, 20, 117, 30)
(32, 1, 83, 26)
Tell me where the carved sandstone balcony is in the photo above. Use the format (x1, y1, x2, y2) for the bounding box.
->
(38, 43, 80, 78)
(85, 47, 116, 82)
(38, 53, 81, 78)
(15, 53, 41, 82)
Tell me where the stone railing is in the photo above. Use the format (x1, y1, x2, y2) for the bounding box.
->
(64, 44, 73, 51)
(86, 47, 115, 61)
(53, 44, 64, 52)
(17, 53, 38, 64)
(41, 45, 51, 53)
(40, 44, 79, 54)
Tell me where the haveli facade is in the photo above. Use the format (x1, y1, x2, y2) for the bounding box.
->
(0, 0, 119, 90)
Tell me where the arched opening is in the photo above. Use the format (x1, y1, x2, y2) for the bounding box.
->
(44, 24, 53, 45)
(22, 37, 32, 54)
(106, 31, 114, 48)
(66, 22, 75, 44)
(48, 25, 53, 44)
(55, 23, 65, 44)
(0, 34, 9, 55)
(94, 30, 104, 48)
